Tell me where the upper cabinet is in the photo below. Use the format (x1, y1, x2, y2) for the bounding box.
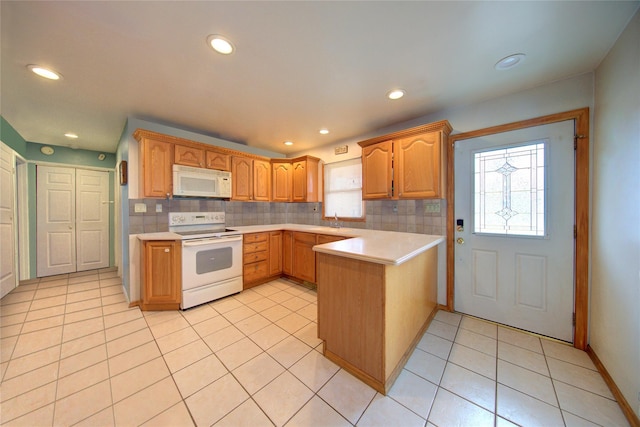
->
(271, 160, 292, 202)
(292, 156, 321, 202)
(253, 159, 271, 201)
(206, 151, 231, 171)
(137, 135, 173, 199)
(359, 120, 452, 200)
(231, 156, 271, 201)
(174, 144, 204, 168)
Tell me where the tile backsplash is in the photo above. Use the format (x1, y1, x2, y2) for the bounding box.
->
(128, 198, 446, 236)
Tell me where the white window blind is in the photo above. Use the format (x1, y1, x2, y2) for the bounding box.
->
(324, 158, 364, 219)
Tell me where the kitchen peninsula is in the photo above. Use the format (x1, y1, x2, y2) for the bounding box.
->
(138, 224, 443, 394)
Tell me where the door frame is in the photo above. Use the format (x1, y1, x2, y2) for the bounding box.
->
(446, 107, 589, 350)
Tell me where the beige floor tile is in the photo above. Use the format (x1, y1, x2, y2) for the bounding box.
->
(388, 369, 438, 419)
(266, 291, 295, 305)
(148, 315, 191, 339)
(59, 330, 105, 359)
(108, 341, 162, 377)
(562, 410, 601, 427)
(416, 332, 453, 360)
(65, 297, 102, 314)
(141, 401, 195, 427)
(2, 403, 54, 427)
(547, 357, 613, 399)
(105, 316, 148, 342)
(12, 326, 63, 358)
(497, 359, 557, 406)
(249, 323, 289, 350)
(318, 369, 377, 424)
(222, 305, 257, 323)
(358, 392, 426, 427)
(460, 316, 498, 339)
(1, 290, 35, 306)
(426, 319, 458, 341)
(62, 317, 104, 342)
(497, 383, 564, 426)
(216, 337, 263, 371)
(185, 373, 249, 426)
(1, 335, 18, 363)
(296, 304, 317, 321)
(3, 345, 60, 380)
(110, 356, 170, 403)
(0, 323, 23, 339)
(233, 289, 264, 305)
(155, 325, 201, 354)
(246, 296, 277, 312)
(448, 343, 496, 380)
(173, 354, 228, 398)
(30, 295, 66, 311)
(73, 407, 114, 427)
(192, 314, 232, 337)
(455, 328, 497, 357)
(541, 339, 596, 370)
(275, 312, 310, 334)
(106, 328, 154, 357)
(286, 395, 350, 427)
(1, 312, 27, 328)
(0, 382, 57, 424)
(20, 315, 64, 334)
(1, 301, 32, 317)
(33, 286, 67, 300)
(67, 280, 100, 293)
(299, 290, 317, 303)
(101, 300, 131, 316)
(254, 371, 314, 426)
(233, 352, 285, 394)
(99, 277, 122, 287)
(253, 284, 282, 297)
(434, 310, 462, 327)
(293, 321, 322, 348)
(180, 303, 218, 325)
(209, 296, 244, 313)
(267, 335, 313, 368)
(404, 347, 447, 385)
(52, 379, 112, 426)
(0, 362, 59, 402)
(100, 284, 123, 297)
(261, 304, 293, 322)
(280, 296, 309, 312)
(58, 344, 107, 377)
(163, 339, 211, 373)
(113, 376, 182, 426)
(441, 362, 496, 411)
(289, 349, 340, 392)
(63, 307, 103, 324)
(102, 307, 142, 329)
(68, 274, 99, 285)
(214, 398, 274, 427)
(202, 324, 245, 352)
(56, 360, 109, 399)
(429, 388, 494, 427)
(235, 313, 272, 335)
(142, 309, 183, 327)
(101, 293, 126, 306)
(498, 341, 549, 376)
(24, 305, 65, 322)
(554, 380, 628, 426)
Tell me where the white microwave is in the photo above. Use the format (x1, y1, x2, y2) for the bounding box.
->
(172, 164, 232, 198)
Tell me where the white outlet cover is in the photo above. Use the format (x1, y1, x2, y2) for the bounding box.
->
(156, 204, 162, 213)
(134, 203, 147, 213)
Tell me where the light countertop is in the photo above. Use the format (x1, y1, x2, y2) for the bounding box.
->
(137, 224, 444, 266)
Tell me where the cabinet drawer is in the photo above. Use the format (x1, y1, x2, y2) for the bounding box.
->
(244, 233, 268, 244)
(244, 241, 268, 254)
(244, 260, 268, 282)
(244, 251, 267, 264)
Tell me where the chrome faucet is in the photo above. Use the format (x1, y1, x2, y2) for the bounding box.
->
(332, 213, 341, 228)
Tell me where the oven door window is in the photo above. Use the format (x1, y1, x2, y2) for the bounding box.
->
(195, 247, 233, 274)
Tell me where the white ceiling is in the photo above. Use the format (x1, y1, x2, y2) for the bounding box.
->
(1, 1, 637, 154)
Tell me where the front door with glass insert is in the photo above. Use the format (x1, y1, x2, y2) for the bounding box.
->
(454, 121, 575, 342)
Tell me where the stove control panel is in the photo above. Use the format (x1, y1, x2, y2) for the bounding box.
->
(169, 211, 225, 226)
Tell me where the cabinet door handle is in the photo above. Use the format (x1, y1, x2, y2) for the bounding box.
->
(164, 248, 170, 253)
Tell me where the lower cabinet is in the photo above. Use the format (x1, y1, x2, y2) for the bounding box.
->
(282, 231, 293, 276)
(292, 232, 317, 283)
(243, 232, 282, 289)
(269, 231, 283, 276)
(140, 240, 181, 311)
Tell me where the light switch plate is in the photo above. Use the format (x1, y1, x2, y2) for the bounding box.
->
(156, 204, 162, 213)
(426, 202, 441, 213)
(134, 203, 147, 213)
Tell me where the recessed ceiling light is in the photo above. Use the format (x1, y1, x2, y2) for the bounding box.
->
(283, 141, 293, 146)
(387, 89, 405, 100)
(64, 133, 79, 139)
(27, 65, 62, 80)
(494, 53, 526, 70)
(207, 35, 235, 55)
(319, 129, 329, 135)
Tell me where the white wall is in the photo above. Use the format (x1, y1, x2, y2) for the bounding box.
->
(591, 10, 640, 417)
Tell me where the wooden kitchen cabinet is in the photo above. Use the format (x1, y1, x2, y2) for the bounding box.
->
(269, 231, 283, 276)
(174, 144, 204, 168)
(232, 156, 271, 201)
(282, 230, 293, 276)
(271, 160, 292, 202)
(292, 232, 317, 283)
(138, 136, 173, 198)
(140, 240, 181, 310)
(359, 120, 452, 200)
(206, 150, 231, 171)
(292, 156, 321, 202)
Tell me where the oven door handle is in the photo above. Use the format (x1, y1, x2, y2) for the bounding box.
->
(182, 236, 243, 247)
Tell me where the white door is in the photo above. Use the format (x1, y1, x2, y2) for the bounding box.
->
(76, 169, 110, 271)
(454, 121, 575, 342)
(37, 166, 77, 276)
(0, 142, 17, 298)
(37, 166, 110, 277)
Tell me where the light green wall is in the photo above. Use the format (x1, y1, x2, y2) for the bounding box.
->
(1, 116, 27, 156)
(27, 142, 116, 168)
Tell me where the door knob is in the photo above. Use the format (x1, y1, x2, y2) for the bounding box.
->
(456, 238, 464, 245)
(69, 226, 73, 230)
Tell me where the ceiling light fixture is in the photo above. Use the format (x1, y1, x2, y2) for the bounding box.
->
(494, 53, 526, 70)
(207, 35, 235, 55)
(387, 89, 405, 100)
(319, 129, 329, 135)
(283, 141, 293, 146)
(64, 133, 79, 139)
(27, 65, 62, 80)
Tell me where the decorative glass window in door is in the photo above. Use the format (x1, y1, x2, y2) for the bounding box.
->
(474, 142, 546, 236)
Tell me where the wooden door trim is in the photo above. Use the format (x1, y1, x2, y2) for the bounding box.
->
(446, 107, 589, 350)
